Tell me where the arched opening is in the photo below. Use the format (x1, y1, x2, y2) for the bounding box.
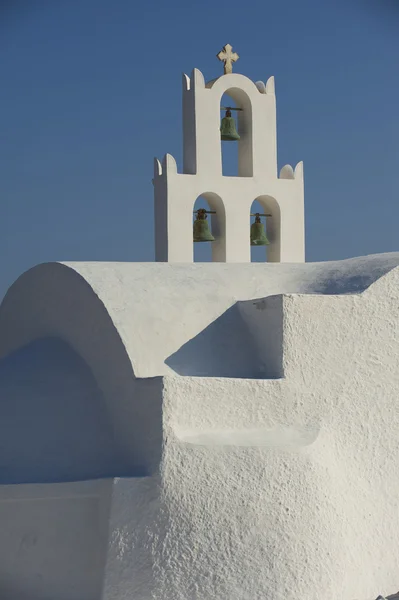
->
(193, 193, 226, 262)
(220, 93, 239, 176)
(250, 199, 269, 262)
(0, 336, 127, 484)
(220, 88, 253, 177)
(0, 339, 116, 600)
(251, 196, 281, 262)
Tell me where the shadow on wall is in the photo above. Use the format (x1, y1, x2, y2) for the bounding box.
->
(0, 337, 138, 484)
(165, 304, 278, 378)
(310, 270, 391, 295)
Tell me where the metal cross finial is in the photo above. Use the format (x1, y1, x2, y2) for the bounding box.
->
(217, 44, 239, 74)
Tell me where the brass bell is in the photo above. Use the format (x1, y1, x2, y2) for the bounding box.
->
(250, 213, 270, 246)
(193, 209, 215, 242)
(220, 109, 240, 142)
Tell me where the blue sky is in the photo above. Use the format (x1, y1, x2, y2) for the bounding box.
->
(1, 0, 398, 297)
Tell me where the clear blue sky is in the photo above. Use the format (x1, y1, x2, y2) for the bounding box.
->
(1, 0, 398, 297)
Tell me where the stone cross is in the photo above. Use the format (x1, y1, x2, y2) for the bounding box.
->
(217, 44, 239, 74)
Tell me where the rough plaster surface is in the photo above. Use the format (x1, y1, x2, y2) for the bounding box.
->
(0, 254, 398, 599)
(0, 480, 112, 600)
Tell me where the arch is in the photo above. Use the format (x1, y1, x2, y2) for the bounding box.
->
(0, 336, 127, 484)
(220, 93, 239, 176)
(206, 72, 260, 98)
(193, 196, 213, 262)
(220, 87, 253, 177)
(193, 192, 226, 262)
(207, 74, 258, 178)
(250, 199, 269, 263)
(254, 195, 281, 262)
(0, 263, 163, 475)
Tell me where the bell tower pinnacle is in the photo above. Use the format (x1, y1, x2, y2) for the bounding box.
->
(153, 45, 305, 263)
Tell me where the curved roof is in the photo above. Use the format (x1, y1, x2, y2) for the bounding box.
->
(0, 253, 399, 379)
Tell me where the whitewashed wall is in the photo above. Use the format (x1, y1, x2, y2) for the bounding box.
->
(154, 70, 305, 263)
(0, 255, 398, 600)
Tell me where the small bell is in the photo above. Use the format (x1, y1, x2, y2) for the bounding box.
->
(220, 109, 240, 142)
(250, 213, 270, 246)
(193, 209, 215, 242)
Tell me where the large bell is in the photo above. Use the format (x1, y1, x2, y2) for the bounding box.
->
(220, 109, 240, 141)
(193, 209, 215, 242)
(250, 214, 270, 246)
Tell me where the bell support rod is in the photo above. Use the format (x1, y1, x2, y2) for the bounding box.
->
(250, 213, 271, 217)
(220, 106, 243, 111)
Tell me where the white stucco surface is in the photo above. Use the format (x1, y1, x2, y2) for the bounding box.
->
(0, 254, 398, 600)
(0, 480, 111, 600)
(154, 69, 305, 263)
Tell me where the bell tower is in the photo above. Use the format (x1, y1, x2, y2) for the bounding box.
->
(153, 44, 305, 263)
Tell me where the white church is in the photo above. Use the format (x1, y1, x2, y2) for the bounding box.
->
(0, 45, 398, 600)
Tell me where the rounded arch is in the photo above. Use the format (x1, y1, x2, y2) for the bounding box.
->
(0, 336, 126, 483)
(219, 93, 239, 176)
(193, 192, 226, 262)
(254, 195, 281, 263)
(208, 74, 258, 178)
(206, 72, 260, 98)
(0, 262, 162, 474)
(221, 87, 253, 177)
